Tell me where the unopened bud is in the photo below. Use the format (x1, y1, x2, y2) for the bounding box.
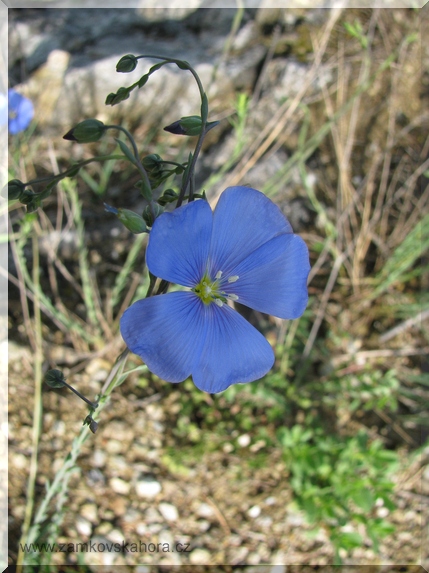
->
(116, 54, 138, 73)
(142, 154, 162, 173)
(2, 179, 25, 200)
(63, 119, 106, 143)
(104, 203, 147, 234)
(105, 87, 130, 106)
(45, 369, 67, 389)
(164, 115, 203, 136)
(143, 203, 164, 227)
(117, 208, 147, 234)
(158, 188, 178, 206)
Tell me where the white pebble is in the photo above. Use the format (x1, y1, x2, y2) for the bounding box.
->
(159, 502, 179, 522)
(109, 477, 130, 495)
(190, 548, 211, 564)
(135, 477, 162, 499)
(248, 505, 261, 518)
(237, 434, 251, 447)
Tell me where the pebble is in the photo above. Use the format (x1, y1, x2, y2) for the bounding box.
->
(109, 477, 130, 495)
(230, 546, 249, 564)
(106, 528, 125, 544)
(80, 503, 98, 524)
(248, 505, 261, 518)
(376, 506, 389, 518)
(196, 502, 214, 518)
(144, 507, 162, 523)
(95, 522, 113, 535)
(76, 516, 92, 537)
(135, 477, 162, 499)
(105, 440, 124, 455)
(237, 434, 251, 447)
(135, 522, 148, 536)
(158, 529, 174, 545)
(189, 548, 211, 564)
(159, 502, 179, 522)
(11, 453, 28, 470)
(91, 450, 106, 468)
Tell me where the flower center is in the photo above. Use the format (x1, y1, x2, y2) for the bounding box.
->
(193, 271, 239, 307)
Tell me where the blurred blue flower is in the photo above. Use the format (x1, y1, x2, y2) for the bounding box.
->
(121, 186, 310, 393)
(0, 92, 7, 127)
(8, 89, 34, 134)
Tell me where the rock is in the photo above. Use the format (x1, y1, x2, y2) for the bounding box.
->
(248, 505, 261, 518)
(109, 477, 130, 495)
(92, 449, 107, 468)
(9, 8, 252, 131)
(237, 434, 251, 447)
(230, 546, 249, 565)
(196, 502, 214, 518)
(135, 476, 162, 499)
(189, 548, 211, 565)
(76, 516, 92, 537)
(80, 503, 98, 524)
(158, 502, 179, 522)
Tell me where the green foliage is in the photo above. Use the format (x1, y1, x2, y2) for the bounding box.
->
(321, 368, 400, 413)
(278, 426, 397, 560)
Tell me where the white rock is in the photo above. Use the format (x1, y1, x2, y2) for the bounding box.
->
(106, 528, 125, 544)
(237, 434, 251, 447)
(92, 449, 106, 468)
(109, 477, 130, 495)
(135, 477, 162, 499)
(196, 502, 214, 518)
(248, 505, 261, 519)
(190, 548, 211, 564)
(76, 516, 92, 537)
(159, 502, 179, 522)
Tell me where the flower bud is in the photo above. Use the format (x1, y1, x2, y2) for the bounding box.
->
(142, 154, 162, 173)
(105, 203, 147, 233)
(45, 369, 67, 388)
(105, 87, 130, 106)
(19, 188, 37, 205)
(116, 54, 138, 73)
(117, 208, 147, 234)
(63, 119, 106, 143)
(158, 188, 178, 206)
(164, 115, 203, 136)
(2, 179, 25, 200)
(143, 203, 164, 227)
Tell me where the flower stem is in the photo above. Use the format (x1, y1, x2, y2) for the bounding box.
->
(16, 233, 44, 567)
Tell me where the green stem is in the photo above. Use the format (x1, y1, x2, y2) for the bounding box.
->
(25, 155, 127, 188)
(22, 349, 130, 561)
(17, 233, 44, 567)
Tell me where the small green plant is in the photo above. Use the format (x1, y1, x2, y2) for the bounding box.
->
(278, 425, 397, 563)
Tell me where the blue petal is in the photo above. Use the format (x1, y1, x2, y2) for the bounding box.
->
(208, 186, 293, 277)
(120, 291, 207, 382)
(146, 199, 212, 287)
(224, 234, 310, 319)
(192, 303, 274, 393)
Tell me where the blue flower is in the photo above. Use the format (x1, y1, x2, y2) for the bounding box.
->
(120, 186, 310, 393)
(8, 89, 34, 134)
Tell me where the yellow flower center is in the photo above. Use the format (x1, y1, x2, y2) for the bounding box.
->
(193, 271, 240, 307)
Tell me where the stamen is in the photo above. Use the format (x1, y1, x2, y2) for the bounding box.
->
(227, 294, 239, 301)
(228, 275, 239, 283)
(215, 270, 223, 279)
(214, 298, 224, 307)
